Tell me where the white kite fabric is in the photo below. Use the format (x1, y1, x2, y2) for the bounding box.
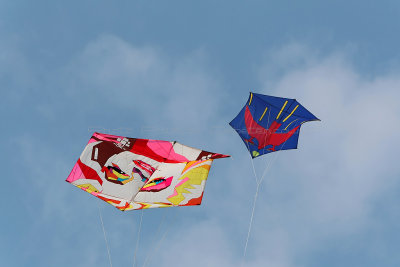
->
(66, 132, 229, 211)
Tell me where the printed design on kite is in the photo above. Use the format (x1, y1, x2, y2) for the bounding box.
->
(77, 183, 99, 194)
(167, 159, 212, 206)
(244, 105, 300, 152)
(102, 163, 133, 184)
(140, 176, 173, 192)
(99, 152, 156, 185)
(133, 160, 156, 180)
(66, 132, 229, 211)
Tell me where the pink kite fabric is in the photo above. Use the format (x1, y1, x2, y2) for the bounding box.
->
(147, 141, 189, 162)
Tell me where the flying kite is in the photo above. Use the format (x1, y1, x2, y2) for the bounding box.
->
(66, 132, 229, 211)
(229, 92, 319, 158)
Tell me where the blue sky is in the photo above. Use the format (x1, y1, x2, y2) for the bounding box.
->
(2, 1, 400, 267)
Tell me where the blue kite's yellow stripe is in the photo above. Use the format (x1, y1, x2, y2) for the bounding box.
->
(282, 105, 299, 122)
(284, 119, 298, 131)
(276, 100, 288, 119)
(259, 106, 268, 121)
(249, 93, 253, 105)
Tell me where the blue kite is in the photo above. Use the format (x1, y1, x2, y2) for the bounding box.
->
(229, 92, 320, 158)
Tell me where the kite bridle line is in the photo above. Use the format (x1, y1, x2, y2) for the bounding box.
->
(98, 202, 113, 267)
(245, 140, 260, 185)
(242, 140, 289, 266)
(132, 209, 144, 267)
(242, 103, 271, 263)
(241, 105, 291, 266)
(132, 140, 178, 267)
(141, 209, 177, 267)
(133, 196, 175, 267)
(141, 209, 168, 267)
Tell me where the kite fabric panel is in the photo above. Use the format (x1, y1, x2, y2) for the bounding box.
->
(229, 92, 319, 158)
(66, 132, 230, 211)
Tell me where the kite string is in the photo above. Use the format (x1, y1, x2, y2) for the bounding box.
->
(258, 132, 291, 187)
(98, 204, 113, 267)
(133, 209, 144, 267)
(242, 183, 260, 263)
(132, 141, 178, 267)
(242, 108, 272, 261)
(242, 136, 291, 266)
(257, 151, 277, 187)
(241, 142, 263, 267)
(142, 210, 176, 267)
(141, 210, 168, 267)
(245, 103, 272, 186)
(245, 140, 259, 184)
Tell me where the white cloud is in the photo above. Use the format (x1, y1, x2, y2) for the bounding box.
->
(9, 34, 230, 266)
(120, 42, 400, 266)
(61, 34, 223, 136)
(245, 44, 400, 263)
(8, 36, 400, 266)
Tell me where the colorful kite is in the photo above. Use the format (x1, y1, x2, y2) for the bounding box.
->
(229, 92, 319, 158)
(66, 132, 229, 211)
